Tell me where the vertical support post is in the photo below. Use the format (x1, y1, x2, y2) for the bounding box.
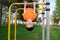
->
(42, 1, 45, 40)
(8, 6, 11, 40)
(42, 13, 45, 40)
(46, 0, 50, 40)
(14, 11, 17, 40)
(8, 3, 13, 40)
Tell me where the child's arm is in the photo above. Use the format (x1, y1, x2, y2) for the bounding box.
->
(24, 1, 28, 13)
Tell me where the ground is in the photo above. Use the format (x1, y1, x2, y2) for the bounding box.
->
(0, 24, 60, 40)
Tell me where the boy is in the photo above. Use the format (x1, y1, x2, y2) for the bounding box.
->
(22, 1, 37, 31)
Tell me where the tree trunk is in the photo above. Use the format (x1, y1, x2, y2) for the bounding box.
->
(0, 0, 3, 27)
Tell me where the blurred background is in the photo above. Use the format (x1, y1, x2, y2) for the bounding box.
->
(0, 0, 60, 40)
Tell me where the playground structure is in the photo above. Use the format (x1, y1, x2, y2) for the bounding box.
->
(8, 0, 50, 40)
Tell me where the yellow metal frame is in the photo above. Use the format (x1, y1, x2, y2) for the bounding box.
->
(14, 8, 24, 40)
(14, 8, 23, 40)
(14, 7, 44, 40)
(8, 2, 44, 40)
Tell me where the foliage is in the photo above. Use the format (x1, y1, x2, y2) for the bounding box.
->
(56, 0, 60, 20)
(2, 0, 39, 21)
(52, 0, 60, 24)
(52, 10, 59, 24)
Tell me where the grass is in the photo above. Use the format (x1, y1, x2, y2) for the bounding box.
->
(50, 25, 60, 40)
(0, 24, 60, 40)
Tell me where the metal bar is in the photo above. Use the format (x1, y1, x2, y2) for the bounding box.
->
(14, 8, 24, 40)
(42, 2, 44, 40)
(46, 0, 50, 40)
(10, 2, 44, 5)
(8, 2, 45, 40)
(42, 13, 45, 40)
(8, 4, 12, 40)
(42, 2, 44, 11)
(15, 8, 44, 15)
(42, 1, 45, 40)
(13, 8, 25, 40)
(14, 10, 17, 40)
(15, 9, 46, 40)
(13, 8, 44, 10)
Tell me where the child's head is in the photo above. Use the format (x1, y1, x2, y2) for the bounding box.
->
(26, 19, 34, 31)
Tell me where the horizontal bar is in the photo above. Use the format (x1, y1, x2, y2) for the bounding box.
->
(11, 2, 44, 5)
(15, 8, 45, 10)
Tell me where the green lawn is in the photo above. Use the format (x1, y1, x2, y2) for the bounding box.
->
(0, 24, 60, 40)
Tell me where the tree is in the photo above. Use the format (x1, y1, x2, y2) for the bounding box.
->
(56, 0, 60, 19)
(52, 10, 59, 24)
(55, 0, 60, 25)
(1, 0, 39, 24)
(0, 0, 3, 27)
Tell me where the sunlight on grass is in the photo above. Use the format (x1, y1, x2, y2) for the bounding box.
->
(0, 24, 60, 40)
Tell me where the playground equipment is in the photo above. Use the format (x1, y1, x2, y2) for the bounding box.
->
(8, 0, 50, 40)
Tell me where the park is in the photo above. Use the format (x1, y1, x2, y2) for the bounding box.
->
(0, 0, 60, 40)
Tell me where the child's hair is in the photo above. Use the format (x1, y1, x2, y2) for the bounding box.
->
(26, 27, 34, 31)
